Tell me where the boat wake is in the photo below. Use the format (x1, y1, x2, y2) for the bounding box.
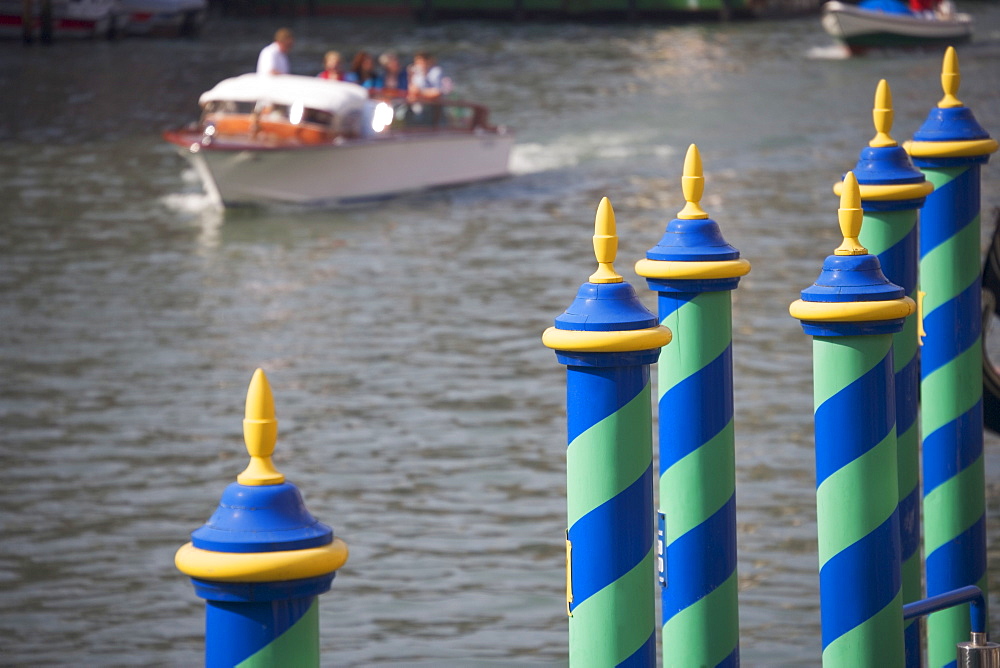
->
(510, 137, 678, 175)
(806, 44, 853, 60)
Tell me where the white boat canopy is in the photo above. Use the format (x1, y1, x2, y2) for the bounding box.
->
(199, 74, 370, 115)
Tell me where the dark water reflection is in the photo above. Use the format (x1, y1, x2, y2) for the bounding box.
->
(2, 6, 1000, 664)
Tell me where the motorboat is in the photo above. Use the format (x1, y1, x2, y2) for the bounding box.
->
(821, 0, 973, 54)
(117, 0, 205, 36)
(0, 0, 122, 39)
(164, 74, 514, 207)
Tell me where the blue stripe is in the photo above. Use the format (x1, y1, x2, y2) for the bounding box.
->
(566, 365, 648, 445)
(658, 346, 734, 475)
(895, 354, 919, 435)
(919, 167, 976, 257)
(920, 280, 981, 377)
(814, 354, 895, 486)
(617, 631, 655, 667)
(904, 620, 920, 668)
(657, 292, 694, 321)
(661, 494, 737, 623)
(877, 226, 918, 295)
(819, 511, 902, 649)
(922, 400, 983, 494)
(568, 464, 654, 609)
(716, 646, 740, 668)
(925, 515, 987, 596)
(899, 485, 921, 561)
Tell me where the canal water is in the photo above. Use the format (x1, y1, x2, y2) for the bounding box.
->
(2, 5, 1000, 664)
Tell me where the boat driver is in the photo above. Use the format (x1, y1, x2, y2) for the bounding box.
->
(257, 28, 294, 76)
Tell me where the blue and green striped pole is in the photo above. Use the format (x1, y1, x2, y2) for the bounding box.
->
(836, 80, 933, 668)
(543, 198, 671, 667)
(904, 47, 998, 668)
(634, 144, 750, 668)
(790, 173, 914, 667)
(176, 369, 349, 667)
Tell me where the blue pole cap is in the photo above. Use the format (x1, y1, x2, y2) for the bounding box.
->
(800, 254, 905, 303)
(189, 369, 334, 554)
(554, 281, 659, 332)
(852, 146, 926, 186)
(644, 217, 741, 262)
(791, 173, 913, 336)
(553, 197, 658, 332)
(190, 481, 333, 554)
(913, 106, 991, 143)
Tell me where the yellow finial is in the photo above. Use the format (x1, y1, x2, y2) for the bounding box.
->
(589, 197, 624, 284)
(237, 368, 285, 486)
(938, 46, 963, 108)
(677, 144, 709, 220)
(870, 80, 897, 148)
(835, 172, 867, 256)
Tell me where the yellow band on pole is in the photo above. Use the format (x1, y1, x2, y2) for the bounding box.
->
(634, 258, 750, 281)
(904, 138, 999, 159)
(175, 538, 349, 582)
(789, 297, 915, 323)
(833, 180, 935, 201)
(542, 325, 671, 353)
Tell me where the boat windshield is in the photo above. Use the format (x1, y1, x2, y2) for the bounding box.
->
(201, 100, 338, 132)
(367, 100, 488, 134)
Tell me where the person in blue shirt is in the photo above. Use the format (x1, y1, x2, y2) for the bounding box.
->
(377, 52, 408, 95)
(345, 51, 382, 89)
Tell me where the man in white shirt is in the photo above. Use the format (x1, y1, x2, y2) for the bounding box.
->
(257, 28, 294, 76)
(407, 51, 452, 101)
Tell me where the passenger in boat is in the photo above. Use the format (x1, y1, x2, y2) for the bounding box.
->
(908, 0, 937, 16)
(345, 51, 382, 89)
(318, 51, 344, 80)
(408, 51, 452, 101)
(257, 28, 294, 76)
(377, 51, 408, 95)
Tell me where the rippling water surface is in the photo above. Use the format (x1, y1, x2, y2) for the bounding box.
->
(3, 6, 1000, 664)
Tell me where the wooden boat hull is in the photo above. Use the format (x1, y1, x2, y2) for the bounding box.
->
(166, 130, 515, 206)
(821, 0, 973, 52)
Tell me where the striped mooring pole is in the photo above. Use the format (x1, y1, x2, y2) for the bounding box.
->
(176, 369, 349, 667)
(904, 47, 998, 668)
(790, 173, 914, 667)
(836, 80, 933, 668)
(634, 144, 750, 668)
(543, 198, 671, 667)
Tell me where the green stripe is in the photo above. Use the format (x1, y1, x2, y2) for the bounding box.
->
(920, 342, 983, 437)
(921, 165, 968, 193)
(567, 383, 652, 528)
(569, 549, 655, 667)
(236, 599, 319, 667)
(816, 430, 898, 567)
(926, 573, 985, 668)
(658, 292, 733, 398)
(859, 209, 916, 257)
(661, 571, 739, 667)
(659, 419, 735, 544)
(822, 590, 905, 667)
(920, 216, 982, 315)
(923, 455, 985, 555)
(813, 336, 892, 410)
(902, 548, 921, 605)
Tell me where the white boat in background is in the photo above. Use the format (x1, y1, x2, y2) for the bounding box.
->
(821, 0, 973, 54)
(117, 0, 205, 35)
(164, 74, 514, 207)
(0, 0, 122, 39)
